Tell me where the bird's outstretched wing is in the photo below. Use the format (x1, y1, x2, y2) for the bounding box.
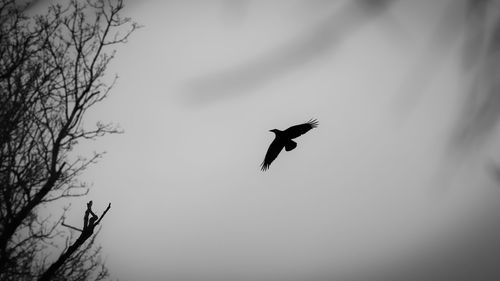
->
(283, 118, 319, 139)
(261, 138, 285, 171)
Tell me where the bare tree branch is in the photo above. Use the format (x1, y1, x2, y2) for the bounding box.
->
(0, 0, 137, 279)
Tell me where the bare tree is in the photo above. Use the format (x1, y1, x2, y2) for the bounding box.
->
(0, 0, 137, 280)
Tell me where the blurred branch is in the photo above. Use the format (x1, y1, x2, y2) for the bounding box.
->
(186, 0, 397, 104)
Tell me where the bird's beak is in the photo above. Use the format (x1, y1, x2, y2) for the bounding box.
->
(268, 130, 272, 132)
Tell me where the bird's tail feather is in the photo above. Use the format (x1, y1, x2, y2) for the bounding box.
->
(285, 140, 297, 151)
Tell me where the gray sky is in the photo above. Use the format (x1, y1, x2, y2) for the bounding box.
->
(44, 0, 500, 280)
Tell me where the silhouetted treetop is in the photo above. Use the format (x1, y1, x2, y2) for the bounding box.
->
(0, 0, 137, 280)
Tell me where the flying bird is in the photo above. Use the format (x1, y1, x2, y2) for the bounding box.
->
(261, 119, 319, 171)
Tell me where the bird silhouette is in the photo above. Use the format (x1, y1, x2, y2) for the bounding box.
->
(261, 119, 319, 171)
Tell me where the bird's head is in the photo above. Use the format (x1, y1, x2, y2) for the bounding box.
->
(269, 129, 280, 134)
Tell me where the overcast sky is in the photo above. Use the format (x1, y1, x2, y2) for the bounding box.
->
(41, 0, 500, 280)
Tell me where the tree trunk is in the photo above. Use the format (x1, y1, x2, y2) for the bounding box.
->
(38, 232, 91, 281)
